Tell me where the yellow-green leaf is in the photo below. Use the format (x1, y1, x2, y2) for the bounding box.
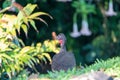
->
(29, 20, 38, 32)
(28, 12, 52, 19)
(23, 4, 37, 16)
(11, 28, 17, 37)
(35, 17, 48, 26)
(19, 46, 34, 54)
(21, 24, 28, 36)
(23, 17, 29, 26)
(42, 53, 51, 62)
(1, 54, 13, 61)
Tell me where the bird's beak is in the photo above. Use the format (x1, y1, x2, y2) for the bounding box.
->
(52, 32, 57, 40)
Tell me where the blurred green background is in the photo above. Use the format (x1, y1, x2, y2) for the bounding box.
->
(1, 0, 120, 66)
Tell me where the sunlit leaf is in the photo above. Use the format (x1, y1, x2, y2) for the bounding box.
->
(27, 62, 33, 68)
(0, 3, 57, 78)
(6, 67, 12, 78)
(11, 28, 17, 37)
(16, 11, 24, 21)
(42, 53, 51, 62)
(14, 24, 20, 34)
(21, 24, 28, 36)
(29, 59, 35, 66)
(31, 58, 37, 63)
(9, 64, 15, 76)
(0, 6, 11, 13)
(23, 17, 29, 26)
(34, 17, 48, 26)
(1, 54, 13, 61)
(23, 4, 37, 16)
(28, 12, 53, 19)
(18, 38, 25, 47)
(19, 46, 34, 54)
(29, 20, 38, 32)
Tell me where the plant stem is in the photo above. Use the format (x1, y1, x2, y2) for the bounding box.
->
(73, 12, 78, 23)
(97, 2, 108, 38)
(0, 7, 11, 13)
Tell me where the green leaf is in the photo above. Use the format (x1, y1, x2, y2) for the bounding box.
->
(29, 59, 35, 66)
(23, 17, 29, 26)
(29, 20, 38, 32)
(9, 64, 15, 75)
(18, 38, 25, 47)
(0, 6, 11, 13)
(6, 67, 12, 78)
(19, 46, 34, 54)
(34, 17, 48, 26)
(1, 54, 13, 61)
(31, 57, 37, 63)
(42, 53, 51, 62)
(16, 11, 24, 22)
(23, 4, 37, 16)
(14, 64, 22, 72)
(14, 24, 21, 34)
(21, 24, 28, 36)
(27, 62, 33, 68)
(36, 58, 40, 63)
(28, 12, 53, 19)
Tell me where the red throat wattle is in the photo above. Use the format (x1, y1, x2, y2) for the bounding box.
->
(59, 40, 63, 45)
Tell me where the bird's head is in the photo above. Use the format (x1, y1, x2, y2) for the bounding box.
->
(56, 33, 66, 46)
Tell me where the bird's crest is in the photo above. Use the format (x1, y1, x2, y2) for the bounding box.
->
(56, 33, 66, 41)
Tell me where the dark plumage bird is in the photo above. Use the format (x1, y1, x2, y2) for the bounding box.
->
(51, 33, 76, 71)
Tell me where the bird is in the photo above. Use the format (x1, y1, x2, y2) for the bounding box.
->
(51, 33, 76, 71)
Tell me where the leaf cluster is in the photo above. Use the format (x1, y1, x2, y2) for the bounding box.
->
(0, 3, 57, 79)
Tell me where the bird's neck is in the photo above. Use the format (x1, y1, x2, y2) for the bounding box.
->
(60, 45, 66, 53)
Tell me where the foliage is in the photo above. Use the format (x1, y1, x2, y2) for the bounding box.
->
(39, 57, 120, 80)
(12, 0, 119, 66)
(1, 0, 120, 78)
(0, 3, 52, 37)
(0, 39, 59, 78)
(1, 0, 120, 79)
(72, 0, 95, 20)
(12, 69, 29, 80)
(0, 3, 58, 79)
(11, 56, 120, 79)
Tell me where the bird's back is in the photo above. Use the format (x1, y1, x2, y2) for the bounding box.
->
(51, 51, 76, 71)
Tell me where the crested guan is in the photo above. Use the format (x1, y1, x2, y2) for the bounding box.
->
(51, 33, 76, 71)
